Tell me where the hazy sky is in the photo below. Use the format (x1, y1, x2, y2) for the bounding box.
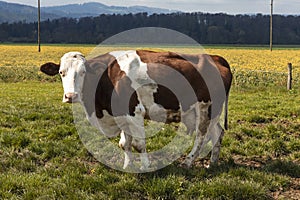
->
(4, 0, 300, 15)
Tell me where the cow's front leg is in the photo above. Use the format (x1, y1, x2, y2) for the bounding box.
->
(132, 137, 150, 170)
(119, 131, 133, 169)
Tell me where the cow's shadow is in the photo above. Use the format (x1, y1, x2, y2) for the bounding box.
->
(136, 157, 300, 180)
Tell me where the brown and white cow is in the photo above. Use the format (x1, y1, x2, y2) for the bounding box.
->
(40, 50, 232, 170)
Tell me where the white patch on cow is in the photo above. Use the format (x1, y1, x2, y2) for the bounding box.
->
(209, 122, 224, 166)
(59, 52, 86, 103)
(113, 103, 150, 170)
(183, 101, 213, 167)
(118, 130, 126, 148)
(113, 103, 145, 139)
(205, 115, 222, 149)
(109, 51, 132, 60)
(181, 101, 211, 134)
(109, 51, 167, 123)
(135, 84, 157, 109)
(123, 152, 131, 169)
(136, 84, 168, 123)
(109, 50, 155, 88)
(98, 111, 122, 138)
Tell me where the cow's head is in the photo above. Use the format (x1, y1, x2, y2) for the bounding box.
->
(40, 52, 86, 103)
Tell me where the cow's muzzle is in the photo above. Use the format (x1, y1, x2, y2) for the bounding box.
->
(63, 93, 79, 103)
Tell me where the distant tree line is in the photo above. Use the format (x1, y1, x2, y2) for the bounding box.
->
(0, 12, 300, 44)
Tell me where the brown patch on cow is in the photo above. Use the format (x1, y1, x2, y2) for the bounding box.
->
(210, 55, 232, 96)
(107, 59, 139, 116)
(137, 50, 210, 111)
(136, 50, 232, 119)
(83, 53, 139, 119)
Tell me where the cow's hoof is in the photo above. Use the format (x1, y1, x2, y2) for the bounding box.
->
(204, 164, 210, 169)
(180, 161, 192, 169)
(206, 161, 219, 169)
(123, 162, 136, 171)
(140, 161, 150, 171)
(123, 159, 133, 170)
(140, 165, 149, 171)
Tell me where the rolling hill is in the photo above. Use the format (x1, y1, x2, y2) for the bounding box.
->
(0, 1, 177, 23)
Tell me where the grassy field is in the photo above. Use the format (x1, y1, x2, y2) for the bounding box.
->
(0, 44, 299, 199)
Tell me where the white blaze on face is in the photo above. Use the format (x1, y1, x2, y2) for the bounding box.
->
(59, 52, 86, 103)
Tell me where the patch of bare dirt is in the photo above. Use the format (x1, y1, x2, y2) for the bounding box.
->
(232, 155, 300, 200)
(272, 178, 300, 200)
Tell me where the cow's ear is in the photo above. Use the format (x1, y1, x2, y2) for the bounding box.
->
(40, 62, 60, 76)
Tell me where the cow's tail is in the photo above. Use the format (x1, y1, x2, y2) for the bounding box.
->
(224, 93, 229, 130)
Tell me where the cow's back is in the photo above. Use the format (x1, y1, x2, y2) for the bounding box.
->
(136, 50, 232, 112)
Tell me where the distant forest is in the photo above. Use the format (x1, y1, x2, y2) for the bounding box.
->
(1, 12, 300, 44)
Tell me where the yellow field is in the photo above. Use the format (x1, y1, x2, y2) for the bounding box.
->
(0, 44, 299, 74)
(206, 48, 300, 73)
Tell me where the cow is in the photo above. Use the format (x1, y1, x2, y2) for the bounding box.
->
(40, 50, 232, 170)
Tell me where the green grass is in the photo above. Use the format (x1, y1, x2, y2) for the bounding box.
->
(0, 77, 299, 199)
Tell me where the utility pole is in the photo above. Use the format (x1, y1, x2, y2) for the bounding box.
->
(38, 0, 41, 52)
(270, 0, 273, 51)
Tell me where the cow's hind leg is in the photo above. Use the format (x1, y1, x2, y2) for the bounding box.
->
(119, 131, 133, 169)
(183, 102, 210, 168)
(209, 122, 224, 166)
